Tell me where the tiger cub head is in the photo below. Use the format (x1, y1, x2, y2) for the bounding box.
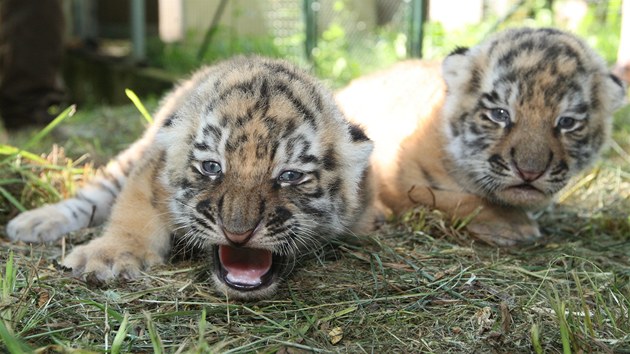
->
(156, 57, 373, 299)
(441, 27, 625, 208)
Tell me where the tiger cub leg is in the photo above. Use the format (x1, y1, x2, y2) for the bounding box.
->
(63, 158, 172, 281)
(408, 186, 541, 247)
(6, 177, 121, 243)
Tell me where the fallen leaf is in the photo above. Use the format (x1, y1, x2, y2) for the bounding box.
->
(329, 326, 343, 345)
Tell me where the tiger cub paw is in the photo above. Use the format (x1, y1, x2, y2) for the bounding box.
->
(63, 237, 165, 282)
(7, 205, 75, 243)
(466, 210, 542, 247)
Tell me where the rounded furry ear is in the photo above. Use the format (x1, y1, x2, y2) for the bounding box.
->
(346, 123, 373, 169)
(442, 47, 474, 91)
(605, 73, 627, 112)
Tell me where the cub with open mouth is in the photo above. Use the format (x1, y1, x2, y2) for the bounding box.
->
(6, 56, 375, 299)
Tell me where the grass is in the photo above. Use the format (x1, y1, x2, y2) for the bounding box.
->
(2, 4, 628, 350)
(0, 91, 629, 352)
(3, 3, 629, 348)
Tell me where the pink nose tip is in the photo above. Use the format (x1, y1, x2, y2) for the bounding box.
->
(515, 166, 545, 182)
(222, 228, 254, 245)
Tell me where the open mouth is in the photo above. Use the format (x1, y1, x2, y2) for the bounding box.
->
(214, 245, 280, 291)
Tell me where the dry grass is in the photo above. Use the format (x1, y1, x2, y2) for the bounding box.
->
(0, 103, 628, 353)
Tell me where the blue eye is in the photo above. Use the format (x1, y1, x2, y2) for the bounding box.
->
(557, 116, 577, 130)
(278, 170, 304, 183)
(488, 108, 510, 123)
(200, 161, 222, 176)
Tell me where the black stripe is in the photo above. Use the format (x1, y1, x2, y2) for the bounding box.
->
(163, 114, 177, 127)
(194, 142, 211, 151)
(299, 154, 318, 164)
(217, 195, 225, 215)
(419, 166, 442, 190)
(281, 119, 297, 139)
(610, 74, 624, 89)
(327, 177, 342, 197)
(448, 46, 469, 56)
(203, 124, 222, 142)
(262, 62, 300, 81)
(348, 124, 369, 142)
(488, 154, 509, 171)
(96, 180, 118, 199)
(256, 141, 268, 159)
(254, 78, 271, 118)
(268, 206, 293, 226)
(194, 216, 215, 232)
(323, 148, 337, 170)
(75, 205, 91, 216)
(467, 68, 482, 93)
(218, 79, 257, 102)
(303, 187, 324, 198)
(301, 204, 328, 218)
(273, 83, 317, 127)
(76, 192, 98, 207)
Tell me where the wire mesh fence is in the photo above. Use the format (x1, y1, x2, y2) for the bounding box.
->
(76, 0, 623, 89)
(305, 0, 422, 86)
(142, 0, 424, 87)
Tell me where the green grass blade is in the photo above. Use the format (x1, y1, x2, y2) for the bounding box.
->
(2, 251, 16, 300)
(22, 105, 76, 151)
(125, 89, 153, 124)
(0, 145, 48, 164)
(530, 323, 543, 354)
(197, 308, 207, 348)
(0, 252, 29, 354)
(572, 271, 595, 337)
(0, 186, 26, 212)
(77, 300, 124, 322)
(111, 312, 130, 354)
(144, 311, 163, 354)
(0, 320, 31, 354)
(552, 291, 572, 354)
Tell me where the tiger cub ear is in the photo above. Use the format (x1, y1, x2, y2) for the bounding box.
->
(442, 46, 474, 92)
(345, 123, 373, 170)
(605, 73, 627, 112)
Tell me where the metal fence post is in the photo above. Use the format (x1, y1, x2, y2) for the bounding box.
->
(409, 0, 425, 58)
(303, 0, 318, 62)
(131, 0, 146, 62)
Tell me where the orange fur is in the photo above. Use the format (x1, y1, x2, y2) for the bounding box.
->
(337, 28, 625, 246)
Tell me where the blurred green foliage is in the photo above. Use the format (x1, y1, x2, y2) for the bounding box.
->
(144, 0, 623, 88)
(423, 0, 621, 62)
(146, 27, 284, 75)
(575, 0, 622, 64)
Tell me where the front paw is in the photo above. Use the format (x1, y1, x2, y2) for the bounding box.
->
(63, 237, 165, 282)
(466, 209, 542, 247)
(7, 205, 74, 243)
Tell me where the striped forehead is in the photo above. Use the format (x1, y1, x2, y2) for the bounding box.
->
(487, 31, 587, 77)
(479, 33, 590, 108)
(190, 74, 324, 170)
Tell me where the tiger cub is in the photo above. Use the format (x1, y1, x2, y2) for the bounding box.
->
(7, 56, 374, 299)
(336, 28, 626, 246)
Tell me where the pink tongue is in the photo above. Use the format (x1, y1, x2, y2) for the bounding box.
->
(219, 245, 272, 286)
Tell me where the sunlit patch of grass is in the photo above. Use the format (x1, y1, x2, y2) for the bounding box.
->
(0, 106, 89, 222)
